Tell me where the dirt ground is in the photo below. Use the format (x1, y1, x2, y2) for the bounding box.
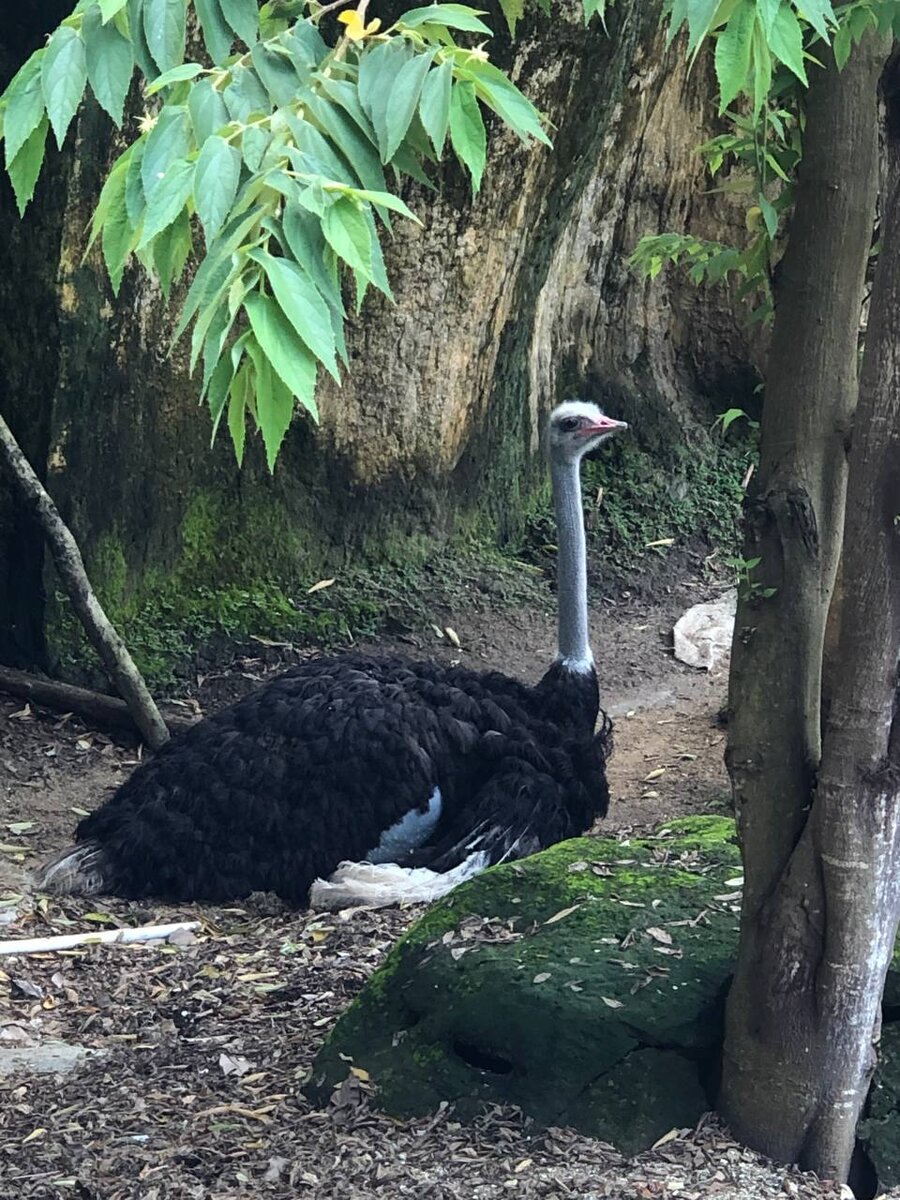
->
(0, 581, 852, 1200)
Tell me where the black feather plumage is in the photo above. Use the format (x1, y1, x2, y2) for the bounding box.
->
(36, 401, 625, 907)
(42, 654, 610, 904)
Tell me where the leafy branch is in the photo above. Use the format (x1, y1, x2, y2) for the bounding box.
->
(0, 0, 551, 469)
(633, 0, 900, 322)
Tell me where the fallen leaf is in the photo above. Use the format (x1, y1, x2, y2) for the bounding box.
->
(444, 626, 461, 648)
(644, 538, 675, 548)
(645, 926, 673, 946)
(22, 1128, 47, 1144)
(307, 577, 336, 594)
(220, 1053, 254, 1078)
(650, 1127, 680, 1150)
(543, 904, 581, 926)
(514, 1158, 533, 1172)
(643, 767, 667, 781)
(350, 1066, 370, 1081)
(533, 972, 551, 984)
(601, 996, 624, 1009)
(567, 861, 588, 873)
(5, 822, 34, 836)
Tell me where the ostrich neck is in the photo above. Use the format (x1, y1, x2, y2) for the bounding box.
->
(551, 455, 592, 672)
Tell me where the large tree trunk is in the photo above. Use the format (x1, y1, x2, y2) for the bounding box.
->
(721, 39, 900, 1181)
(0, 4, 757, 685)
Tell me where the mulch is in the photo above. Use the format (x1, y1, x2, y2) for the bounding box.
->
(0, 893, 849, 1200)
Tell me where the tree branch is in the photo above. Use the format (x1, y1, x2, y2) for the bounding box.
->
(0, 414, 170, 750)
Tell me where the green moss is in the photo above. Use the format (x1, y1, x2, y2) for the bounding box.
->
(515, 423, 755, 583)
(309, 817, 744, 1149)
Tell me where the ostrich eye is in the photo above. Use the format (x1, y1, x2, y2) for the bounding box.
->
(559, 417, 579, 433)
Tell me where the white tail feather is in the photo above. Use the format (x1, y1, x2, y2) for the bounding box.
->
(308, 852, 489, 911)
(32, 843, 107, 896)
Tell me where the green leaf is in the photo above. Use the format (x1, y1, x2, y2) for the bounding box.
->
(141, 105, 191, 198)
(449, 79, 485, 192)
(219, 0, 259, 45)
(194, 135, 242, 243)
(95, 151, 133, 289)
(84, 3, 133, 123)
(497, 0, 525, 34)
(228, 361, 250, 464)
(282, 202, 344, 314)
(755, 0, 780, 38)
(143, 0, 187, 73)
(173, 204, 264, 344)
(188, 77, 230, 141)
(2, 52, 46, 169)
(241, 124, 271, 172)
(317, 78, 379, 148)
(399, 4, 492, 33)
(195, 0, 234, 63)
(419, 61, 452, 154)
(251, 42, 299, 106)
(152, 205, 192, 296)
(99, 0, 128, 19)
(832, 21, 852, 70)
(146, 62, 204, 95)
(383, 50, 435, 163)
(247, 340, 297, 470)
(304, 95, 387, 194)
(249, 248, 339, 378)
(322, 195, 374, 278)
(136, 157, 194, 247)
(461, 59, 550, 145)
(206, 350, 234, 440)
(714, 1, 755, 111)
(769, 4, 807, 83)
(243, 291, 319, 410)
(223, 66, 270, 121)
(125, 138, 146, 224)
(327, 185, 419, 223)
(751, 18, 772, 117)
(41, 26, 87, 147)
(797, 0, 836, 41)
(358, 40, 413, 161)
(126, 0, 159, 81)
(8, 114, 49, 216)
(758, 194, 778, 238)
(684, 0, 719, 57)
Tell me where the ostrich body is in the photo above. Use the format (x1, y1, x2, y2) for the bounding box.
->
(36, 403, 626, 907)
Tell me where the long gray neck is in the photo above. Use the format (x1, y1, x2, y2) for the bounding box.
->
(551, 454, 593, 673)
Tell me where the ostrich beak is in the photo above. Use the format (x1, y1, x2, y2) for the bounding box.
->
(580, 416, 628, 436)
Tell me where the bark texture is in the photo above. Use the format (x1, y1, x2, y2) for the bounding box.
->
(725, 36, 885, 916)
(721, 38, 900, 1182)
(0, 414, 170, 748)
(0, 4, 757, 679)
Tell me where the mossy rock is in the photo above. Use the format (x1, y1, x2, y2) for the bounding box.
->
(308, 816, 743, 1153)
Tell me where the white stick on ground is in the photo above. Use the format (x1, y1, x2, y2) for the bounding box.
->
(0, 921, 200, 956)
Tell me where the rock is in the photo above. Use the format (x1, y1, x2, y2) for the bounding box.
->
(308, 816, 742, 1153)
(0, 1040, 100, 1077)
(673, 592, 737, 673)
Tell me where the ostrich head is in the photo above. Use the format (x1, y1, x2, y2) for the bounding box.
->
(547, 401, 627, 461)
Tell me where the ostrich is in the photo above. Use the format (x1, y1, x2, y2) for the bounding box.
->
(35, 401, 626, 907)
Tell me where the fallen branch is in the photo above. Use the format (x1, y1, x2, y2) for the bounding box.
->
(0, 414, 169, 749)
(0, 921, 201, 956)
(0, 664, 197, 738)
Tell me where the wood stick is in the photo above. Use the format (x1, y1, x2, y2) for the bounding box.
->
(0, 921, 201, 956)
(0, 665, 197, 738)
(0, 414, 170, 749)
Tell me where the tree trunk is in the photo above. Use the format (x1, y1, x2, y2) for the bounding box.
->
(0, 414, 170, 749)
(721, 39, 900, 1181)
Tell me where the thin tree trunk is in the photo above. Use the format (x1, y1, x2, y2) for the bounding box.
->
(721, 41, 900, 1180)
(725, 35, 885, 916)
(0, 413, 170, 750)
